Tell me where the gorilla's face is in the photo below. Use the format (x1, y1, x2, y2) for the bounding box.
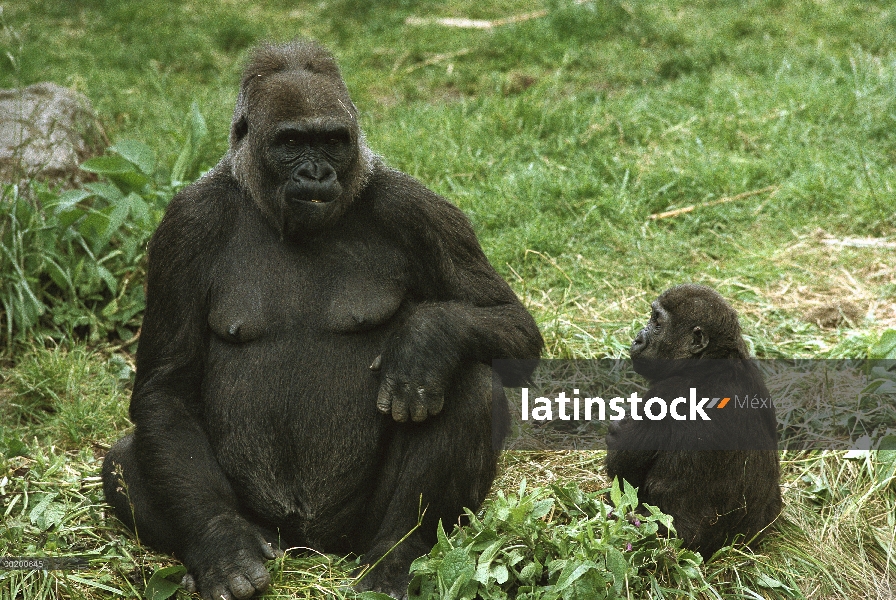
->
(232, 68, 371, 237)
(630, 298, 709, 380)
(630, 300, 697, 360)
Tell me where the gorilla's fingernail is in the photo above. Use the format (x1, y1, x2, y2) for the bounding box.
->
(369, 355, 382, 371)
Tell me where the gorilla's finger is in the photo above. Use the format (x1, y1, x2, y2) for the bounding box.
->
(410, 388, 429, 422)
(376, 378, 397, 414)
(203, 584, 232, 600)
(245, 561, 271, 593)
(258, 536, 279, 560)
(181, 574, 197, 593)
(391, 395, 409, 422)
(227, 574, 256, 600)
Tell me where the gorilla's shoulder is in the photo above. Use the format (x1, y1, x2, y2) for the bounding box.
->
(365, 162, 445, 202)
(364, 164, 470, 227)
(148, 161, 241, 263)
(167, 162, 241, 225)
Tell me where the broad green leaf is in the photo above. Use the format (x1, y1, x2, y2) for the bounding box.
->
(125, 192, 150, 224)
(48, 189, 91, 212)
(877, 435, 896, 451)
(435, 519, 452, 553)
(438, 547, 475, 598)
(410, 554, 438, 576)
(112, 139, 156, 175)
(531, 498, 554, 519)
(111, 170, 150, 191)
(477, 539, 503, 565)
(79, 209, 111, 247)
(102, 298, 119, 318)
(84, 182, 125, 203)
(474, 540, 503, 584)
(491, 564, 509, 585)
(870, 330, 896, 359)
(145, 565, 186, 600)
(56, 205, 85, 228)
(28, 493, 55, 523)
(81, 154, 137, 176)
(605, 547, 628, 590)
(554, 560, 598, 591)
(609, 477, 622, 509)
(622, 479, 639, 509)
(875, 435, 896, 484)
(518, 561, 538, 584)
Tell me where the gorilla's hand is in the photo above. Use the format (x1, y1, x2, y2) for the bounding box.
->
(605, 417, 627, 447)
(182, 515, 280, 600)
(372, 304, 465, 423)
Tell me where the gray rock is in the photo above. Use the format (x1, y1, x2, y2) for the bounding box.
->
(0, 82, 106, 184)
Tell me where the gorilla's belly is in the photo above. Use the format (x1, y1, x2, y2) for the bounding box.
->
(201, 331, 389, 528)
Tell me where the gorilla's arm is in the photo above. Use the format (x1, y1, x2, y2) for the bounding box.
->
(128, 175, 275, 591)
(371, 167, 543, 422)
(604, 417, 659, 490)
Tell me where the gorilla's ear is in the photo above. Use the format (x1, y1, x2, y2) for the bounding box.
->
(230, 90, 250, 147)
(690, 326, 709, 356)
(231, 115, 248, 144)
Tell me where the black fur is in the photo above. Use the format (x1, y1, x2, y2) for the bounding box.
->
(605, 284, 781, 557)
(102, 40, 542, 600)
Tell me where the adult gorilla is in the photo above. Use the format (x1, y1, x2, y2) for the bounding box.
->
(102, 40, 543, 600)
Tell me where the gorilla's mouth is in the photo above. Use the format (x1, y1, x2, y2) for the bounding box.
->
(283, 180, 342, 206)
(286, 195, 336, 205)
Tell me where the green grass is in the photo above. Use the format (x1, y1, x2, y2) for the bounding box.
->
(1, 0, 896, 598)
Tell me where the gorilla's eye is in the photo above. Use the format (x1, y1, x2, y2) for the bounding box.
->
(321, 129, 350, 146)
(276, 130, 309, 148)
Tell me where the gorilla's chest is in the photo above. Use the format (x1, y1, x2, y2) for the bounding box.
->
(207, 224, 409, 341)
(200, 218, 407, 508)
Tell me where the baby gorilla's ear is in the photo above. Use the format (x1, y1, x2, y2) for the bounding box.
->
(689, 326, 708, 356)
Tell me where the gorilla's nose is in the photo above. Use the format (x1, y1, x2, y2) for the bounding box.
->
(295, 162, 336, 183)
(630, 332, 646, 354)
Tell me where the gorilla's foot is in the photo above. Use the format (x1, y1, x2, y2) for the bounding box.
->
(183, 517, 279, 600)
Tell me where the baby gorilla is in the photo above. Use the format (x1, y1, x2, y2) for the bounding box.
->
(605, 284, 781, 557)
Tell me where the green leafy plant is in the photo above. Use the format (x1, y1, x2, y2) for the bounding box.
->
(0, 104, 208, 349)
(408, 478, 704, 599)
